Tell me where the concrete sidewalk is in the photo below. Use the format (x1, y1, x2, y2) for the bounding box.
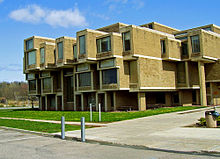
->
(55, 107, 220, 153)
(0, 117, 107, 127)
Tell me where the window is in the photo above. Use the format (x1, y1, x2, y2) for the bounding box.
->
(191, 35, 200, 53)
(97, 36, 111, 53)
(122, 32, 131, 51)
(77, 64, 89, 72)
(79, 35, 86, 54)
(100, 59, 114, 68)
(73, 45, 77, 59)
(161, 40, 166, 54)
(79, 72, 91, 87)
(29, 80, 36, 91)
(26, 39, 33, 50)
(203, 27, 212, 31)
(41, 72, 50, 77)
(102, 69, 117, 84)
(27, 73, 35, 80)
(43, 77, 51, 91)
(40, 48, 45, 64)
(28, 51, 36, 65)
(56, 72, 61, 90)
(66, 76, 74, 102)
(177, 62, 186, 83)
(58, 42, 63, 59)
(54, 50, 56, 62)
(176, 36, 188, 40)
(148, 24, 153, 29)
(181, 42, 188, 56)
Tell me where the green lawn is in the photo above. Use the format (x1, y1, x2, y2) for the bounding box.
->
(0, 119, 82, 133)
(0, 106, 203, 122)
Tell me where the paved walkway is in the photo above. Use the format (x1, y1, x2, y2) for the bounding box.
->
(0, 117, 107, 127)
(54, 107, 220, 153)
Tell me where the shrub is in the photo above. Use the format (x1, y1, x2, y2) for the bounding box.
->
(197, 116, 220, 127)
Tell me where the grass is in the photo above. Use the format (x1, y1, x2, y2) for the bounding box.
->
(0, 106, 203, 122)
(0, 119, 82, 133)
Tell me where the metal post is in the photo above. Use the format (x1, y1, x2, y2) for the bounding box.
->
(90, 103, 92, 122)
(81, 117, 85, 142)
(99, 103, 101, 122)
(61, 116, 65, 139)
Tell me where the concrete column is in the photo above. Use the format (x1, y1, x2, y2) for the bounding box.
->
(99, 71, 102, 90)
(198, 61, 207, 106)
(81, 93, 84, 111)
(45, 95, 48, 111)
(138, 92, 146, 111)
(55, 95, 58, 111)
(61, 69, 64, 110)
(185, 61, 190, 87)
(95, 93, 98, 111)
(178, 91, 182, 106)
(165, 93, 172, 106)
(210, 82, 213, 105)
(113, 92, 117, 111)
(73, 94, 76, 111)
(104, 93, 108, 112)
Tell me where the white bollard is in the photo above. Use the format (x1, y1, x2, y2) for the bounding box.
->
(61, 116, 65, 139)
(90, 103, 92, 122)
(81, 117, 85, 142)
(99, 103, 101, 122)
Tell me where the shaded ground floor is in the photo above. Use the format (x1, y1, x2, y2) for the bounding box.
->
(36, 88, 213, 111)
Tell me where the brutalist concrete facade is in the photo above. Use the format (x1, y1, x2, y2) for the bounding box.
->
(23, 22, 220, 111)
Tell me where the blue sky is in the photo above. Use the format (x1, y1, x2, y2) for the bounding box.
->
(0, 0, 220, 82)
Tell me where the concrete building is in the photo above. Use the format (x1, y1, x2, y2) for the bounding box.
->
(23, 22, 220, 111)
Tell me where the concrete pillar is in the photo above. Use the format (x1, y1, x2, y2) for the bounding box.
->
(113, 92, 117, 111)
(138, 92, 146, 111)
(96, 93, 98, 111)
(210, 82, 213, 105)
(179, 91, 182, 106)
(81, 93, 84, 111)
(73, 94, 76, 111)
(55, 95, 58, 111)
(104, 93, 108, 112)
(165, 93, 172, 106)
(198, 61, 207, 106)
(45, 95, 48, 111)
(60, 69, 64, 110)
(185, 61, 190, 87)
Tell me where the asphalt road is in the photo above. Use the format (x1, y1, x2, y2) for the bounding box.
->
(0, 129, 219, 159)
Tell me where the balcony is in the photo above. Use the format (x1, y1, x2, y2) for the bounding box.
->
(96, 33, 123, 59)
(55, 37, 76, 67)
(76, 29, 107, 61)
(24, 36, 55, 73)
(161, 37, 181, 61)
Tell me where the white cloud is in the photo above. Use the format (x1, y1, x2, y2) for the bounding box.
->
(9, 5, 87, 28)
(131, 0, 144, 9)
(90, 13, 109, 21)
(45, 8, 87, 28)
(106, 0, 144, 10)
(9, 5, 45, 24)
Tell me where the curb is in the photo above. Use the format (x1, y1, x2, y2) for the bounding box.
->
(1, 126, 220, 157)
(177, 106, 219, 114)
